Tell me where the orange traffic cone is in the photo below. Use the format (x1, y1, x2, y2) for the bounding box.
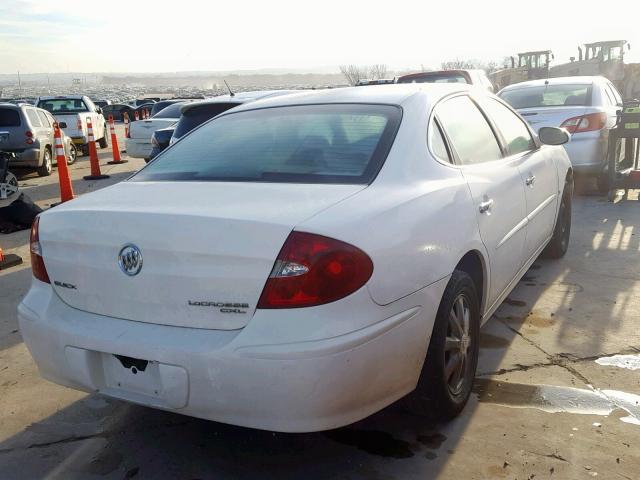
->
(134, 111, 139, 121)
(0, 245, 23, 270)
(83, 117, 110, 180)
(123, 112, 130, 138)
(107, 115, 127, 165)
(53, 123, 75, 202)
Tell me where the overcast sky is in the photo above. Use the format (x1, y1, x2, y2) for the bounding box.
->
(1, 0, 639, 74)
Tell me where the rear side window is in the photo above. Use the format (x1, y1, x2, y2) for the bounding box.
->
(429, 120, 451, 163)
(0, 108, 21, 127)
(26, 109, 41, 127)
(134, 104, 402, 184)
(478, 98, 535, 156)
(37, 98, 89, 113)
(436, 96, 502, 165)
(174, 103, 242, 139)
(37, 111, 51, 127)
(500, 84, 592, 108)
(153, 103, 185, 119)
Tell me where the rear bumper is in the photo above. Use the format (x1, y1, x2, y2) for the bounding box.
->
(564, 130, 608, 175)
(7, 148, 41, 167)
(18, 278, 446, 432)
(126, 138, 152, 159)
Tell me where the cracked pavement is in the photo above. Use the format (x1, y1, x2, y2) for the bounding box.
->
(1, 148, 640, 479)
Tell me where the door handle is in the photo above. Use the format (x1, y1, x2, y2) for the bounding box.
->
(525, 175, 536, 186)
(479, 199, 494, 214)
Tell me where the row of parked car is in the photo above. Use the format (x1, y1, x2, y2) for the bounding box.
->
(359, 69, 628, 190)
(1, 71, 625, 193)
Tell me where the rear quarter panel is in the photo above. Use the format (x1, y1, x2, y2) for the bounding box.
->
(298, 97, 488, 307)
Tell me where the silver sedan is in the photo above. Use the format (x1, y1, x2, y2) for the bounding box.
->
(499, 76, 624, 191)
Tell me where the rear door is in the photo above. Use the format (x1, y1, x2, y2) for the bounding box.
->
(478, 96, 558, 262)
(436, 94, 528, 306)
(25, 108, 46, 150)
(36, 110, 54, 147)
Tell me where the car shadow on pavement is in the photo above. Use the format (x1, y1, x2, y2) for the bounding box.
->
(1, 192, 639, 479)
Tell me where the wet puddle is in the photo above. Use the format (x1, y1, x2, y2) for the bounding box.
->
(324, 429, 448, 460)
(474, 378, 640, 425)
(324, 429, 414, 459)
(596, 354, 640, 371)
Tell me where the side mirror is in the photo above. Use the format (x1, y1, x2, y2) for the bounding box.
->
(96, 107, 103, 115)
(58, 121, 68, 129)
(539, 127, 570, 146)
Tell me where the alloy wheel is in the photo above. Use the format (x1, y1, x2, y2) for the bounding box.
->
(444, 294, 472, 396)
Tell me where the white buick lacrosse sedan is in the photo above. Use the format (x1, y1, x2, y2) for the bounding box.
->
(19, 85, 573, 432)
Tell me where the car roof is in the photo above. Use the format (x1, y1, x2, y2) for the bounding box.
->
(180, 90, 299, 114)
(500, 76, 605, 91)
(226, 84, 473, 114)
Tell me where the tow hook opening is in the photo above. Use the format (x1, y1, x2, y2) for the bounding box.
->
(114, 354, 149, 374)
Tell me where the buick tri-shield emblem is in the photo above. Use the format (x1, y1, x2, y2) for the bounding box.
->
(118, 244, 143, 276)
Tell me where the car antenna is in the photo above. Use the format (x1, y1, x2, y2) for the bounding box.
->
(224, 80, 235, 97)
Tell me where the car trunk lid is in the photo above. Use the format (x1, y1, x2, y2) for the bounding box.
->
(40, 181, 365, 330)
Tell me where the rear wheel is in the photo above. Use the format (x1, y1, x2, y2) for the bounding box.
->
(37, 147, 52, 177)
(67, 144, 77, 165)
(410, 270, 480, 419)
(543, 178, 572, 259)
(98, 125, 108, 148)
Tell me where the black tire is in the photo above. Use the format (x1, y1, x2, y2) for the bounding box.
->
(410, 270, 480, 420)
(543, 178, 572, 259)
(67, 144, 77, 165)
(98, 125, 108, 148)
(37, 147, 52, 177)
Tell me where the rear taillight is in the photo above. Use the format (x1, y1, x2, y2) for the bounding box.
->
(25, 130, 33, 145)
(76, 118, 83, 130)
(30, 216, 50, 284)
(257, 232, 373, 309)
(560, 112, 607, 134)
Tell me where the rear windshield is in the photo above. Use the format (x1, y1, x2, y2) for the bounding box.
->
(398, 73, 468, 84)
(37, 98, 89, 113)
(500, 84, 592, 108)
(152, 103, 184, 119)
(173, 102, 242, 139)
(0, 108, 21, 127)
(134, 104, 402, 185)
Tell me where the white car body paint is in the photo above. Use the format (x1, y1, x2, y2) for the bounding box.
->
(19, 84, 572, 432)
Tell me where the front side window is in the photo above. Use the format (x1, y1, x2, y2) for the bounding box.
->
(133, 104, 402, 184)
(500, 84, 592, 109)
(478, 98, 535, 156)
(436, 95, 502, 165)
